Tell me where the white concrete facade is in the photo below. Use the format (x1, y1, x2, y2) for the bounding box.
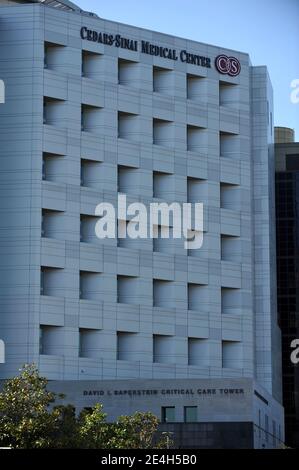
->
(0, 0, 283, 447)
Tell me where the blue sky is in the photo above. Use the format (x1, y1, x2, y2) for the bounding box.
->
(76, 0, 299, 139)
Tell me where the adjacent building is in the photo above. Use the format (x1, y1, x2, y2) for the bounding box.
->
(0, 0, 284, 448)
(276, 127, 299, 448)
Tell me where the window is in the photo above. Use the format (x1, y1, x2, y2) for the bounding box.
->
(220, 131, 239, 159)
(118, 112, 139, 141)
(79, 328, 101, 359)
(118, 165, 138, 194)
(80, 215, 98, 243)
(188, 338, 209, 366)
(153, 226, 174, 254)
(220, 183, 240, 210)
(184, 406, 197, 423)
(117, 331, 138, 361)
(81, 104, 103, 132)
(43, 97, 65, 126)
(43, 152, 65, 183)
(161, 407, 175, 423)
(40, 267, 63, 298)
(80, 159, 102, 189)
(153, 280, 175, 309)
(153, 334, 174, 364)
(222, 341, 243, 369)
(187, 74, 206, 101)
(82, 50, 102, 79)
(219, 81, 239, 108)
(153, 66, 173, 94)
(117, 276, 139, 305)
(187, 125, 206, 152)
(80, 271, 103, 302)
(44, 42, 65, 71)
(118, 59, 139, 86)
(221, 287, 241, 315)
(153, 119, 174, 147)
(187, 177, 207, 204)
(188, 284, 208, 311)
(221, 235, 240, 262)
(153, 171, 173, 199)
(42, 209, 64, 239)
(40, 325, 61, 356)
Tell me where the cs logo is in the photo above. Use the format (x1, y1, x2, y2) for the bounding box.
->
(215, 55, 241, 77)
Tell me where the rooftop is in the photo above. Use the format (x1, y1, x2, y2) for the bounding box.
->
(0, 0, 98, 16)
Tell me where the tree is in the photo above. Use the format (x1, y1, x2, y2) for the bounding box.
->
(78, 404, 113, 449)
(79, 409, 172, 449)
(0, 365, 172, 449)
(0, 364, 62, 448)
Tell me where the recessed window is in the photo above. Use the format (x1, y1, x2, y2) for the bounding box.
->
(80, 271, 103, 302)
(221, 235, 240, 262)
(188, 284, 208, 311)
(117, 276, 139, 305)
(117, 331, 138, 361)
(118, 59, 139, 86)
(220, 131, 239, 159)
(80, 214, 98, 243)
(79, 328, 101, 359)
(40, 325, 61, 356)
(44, 42, 65, 71)
(187, 177, 207, 204)
(221, 287, 241, 315)
(80, 159, 102, 189)
(40, 267, 63, 297)
(43, 97, 65, 126)
(188, 338, 209, 366)
(82, 50, 102, 79)
(118, 165, 138, 194)
(222, 340, 243, 369)
(153, 66, 173, 94)
(153, 171, 173, 199)
(220, 183, 240, 210)
(42, 152, 64, 183)
(161, 407, 175, 423)
(153, 280, 175, 309)
(184, 406, 197, 423)
(153, 334, 174, 364)
(187, 125, 206, 152)
(81, 104, 103, 132)
(118, 112, 140, 141)
(187, 74, 206, 101)
(153, 119, 174, 147)
(219, 81, 239, 108)
(42, 209, 64, 239)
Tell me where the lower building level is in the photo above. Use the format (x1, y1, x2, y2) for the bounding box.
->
(48, 378, 284, 449)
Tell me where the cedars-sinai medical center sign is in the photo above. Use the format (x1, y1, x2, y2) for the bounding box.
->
(80, 27, 242, 76)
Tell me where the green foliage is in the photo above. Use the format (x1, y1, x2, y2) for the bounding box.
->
(0, 365, 172, 449)
(0, 364, 61, 448)
(110, 412, 161, 449)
